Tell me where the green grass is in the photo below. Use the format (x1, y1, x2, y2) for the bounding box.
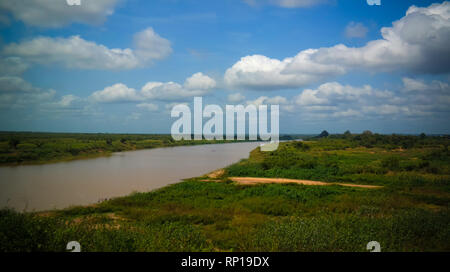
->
(1, 180, 449, 252)
(227, 139, 450, 188)
(0, 134, 449, 252)
(0, 132, 241, 165)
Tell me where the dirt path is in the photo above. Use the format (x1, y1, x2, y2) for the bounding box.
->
(229, 177, 382, 189)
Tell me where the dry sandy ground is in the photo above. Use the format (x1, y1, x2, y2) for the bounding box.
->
(229, 177, 382, 189)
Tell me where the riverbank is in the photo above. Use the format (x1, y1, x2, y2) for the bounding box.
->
(0, 132, 246, 166)
(1, 135, 449, 252)
(1, 176, 448, 252)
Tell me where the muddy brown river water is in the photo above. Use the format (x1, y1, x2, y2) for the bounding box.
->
(0, 142, 261, 211)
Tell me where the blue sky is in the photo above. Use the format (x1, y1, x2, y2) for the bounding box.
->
(0, 0, 449, 134)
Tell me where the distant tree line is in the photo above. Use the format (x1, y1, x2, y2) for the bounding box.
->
(313, 130, 449, 149)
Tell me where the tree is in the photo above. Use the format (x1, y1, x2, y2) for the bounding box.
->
(106, 139, 113, 145)
(362, 130, 373, 135)
(318, 130, 329, 138)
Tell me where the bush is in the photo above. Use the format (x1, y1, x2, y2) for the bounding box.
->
(381, 156, 400, 170)
(293, 141, 310, 151)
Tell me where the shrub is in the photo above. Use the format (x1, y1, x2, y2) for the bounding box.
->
(381, 156, 400, 170)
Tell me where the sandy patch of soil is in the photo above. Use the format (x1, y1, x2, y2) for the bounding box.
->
(229, 177, 382, 189)
(207, 169, 225, 178)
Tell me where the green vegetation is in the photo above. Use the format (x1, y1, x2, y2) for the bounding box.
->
(0, 133, 449, 252)
(227, 135, 450, 187)
(0, 132, 238, 165)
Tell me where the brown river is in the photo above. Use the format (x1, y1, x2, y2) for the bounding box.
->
(0, 142, 261, 212)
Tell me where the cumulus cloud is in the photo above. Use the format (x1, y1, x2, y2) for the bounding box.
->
(224, 53, 344, 90)
(184, 72, 216, 90)
(287, 78, 450, 120)
(345, 22, 369, 38)
(3, 27, 172, 70)
(0, 0, 120, 28)
(53, 95, 83, 108)
(133, 28, 173, 62)
(90, 73, 216, 103)
(225, 2, 450, 90)
(295, 82, 383, 106)
(90, 83, 141, 103)
(140, 73, 216, 101)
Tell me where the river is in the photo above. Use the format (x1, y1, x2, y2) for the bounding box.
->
(0, 142, 261, 212)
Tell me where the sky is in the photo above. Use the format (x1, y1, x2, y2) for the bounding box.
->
(0, 0, 449, 134)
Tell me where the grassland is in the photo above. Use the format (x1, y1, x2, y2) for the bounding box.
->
(1, 133, 449, 252)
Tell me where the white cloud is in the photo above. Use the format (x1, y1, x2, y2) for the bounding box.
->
(246, 96, 289, 107)
(402, 78, 429, 92)
(0, 57, 29, 76)
(224, 53, 344, 90)
(0, 74, 89, 115)
(3, 27, 172, 70)
(295, 82, 377, 106)
(0, 0, 120, 28)
(363, 105, 406, 115)
(54, 95, 82, 108)
(140, 73, 216, 101)
(0, 81, 58, 110)
(345, 22, 369, 38)
(225, 2, 450, 90)
(246, 96, 270, 107)
(90, 72, 216, 103)
(227, 93, 246, 103)
(165, 102, 188, 111)
(0, 76, 37, 92)
(288, 78, 450, 121)
(245, 95, 293, 112)
(133, 27, 172, 62)
(266, 96, 289, 105)
(184, 72, 216, 90)
(137, 103, 159, 112)
(402, 77, 449, 92)
(332, 109, 362, 118)
(141, 81, 208, 101)
(295, 89, 329, 106)
(90, 83, 141, 103)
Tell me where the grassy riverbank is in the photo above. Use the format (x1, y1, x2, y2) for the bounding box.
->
(0, 132, 243, 165)
(1, 134, 449, 252)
